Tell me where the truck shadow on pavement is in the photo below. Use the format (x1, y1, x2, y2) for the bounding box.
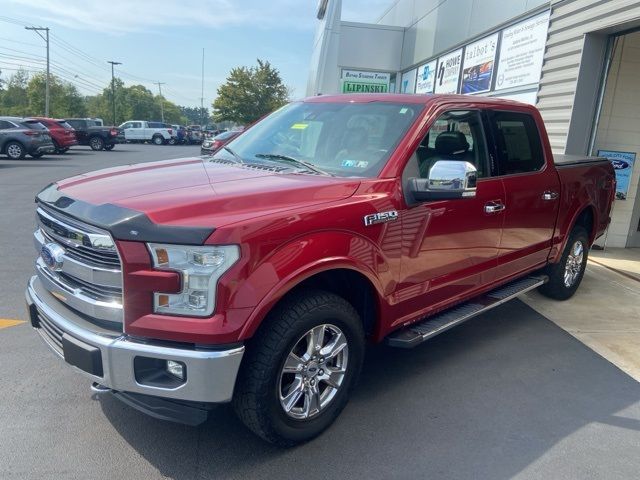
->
(98, 300, 640, 480)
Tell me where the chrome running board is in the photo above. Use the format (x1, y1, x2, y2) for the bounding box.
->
(386, 275, 548, 349)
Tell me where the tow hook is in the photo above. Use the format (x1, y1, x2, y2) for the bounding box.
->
(91, 382, 110, 394)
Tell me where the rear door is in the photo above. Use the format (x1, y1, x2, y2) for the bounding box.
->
(487, 110, 561, 279)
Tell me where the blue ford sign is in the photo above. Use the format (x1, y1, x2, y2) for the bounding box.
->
(598, 150, 636, 200)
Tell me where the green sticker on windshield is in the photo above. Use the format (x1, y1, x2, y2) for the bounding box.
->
(399, 108, 408, 114)
(291, 123, 309, 130)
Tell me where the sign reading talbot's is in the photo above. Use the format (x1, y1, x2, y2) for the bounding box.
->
(341, 70, 390, 93)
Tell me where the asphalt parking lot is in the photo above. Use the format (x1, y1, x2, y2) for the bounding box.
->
(1, 144, 639, 479)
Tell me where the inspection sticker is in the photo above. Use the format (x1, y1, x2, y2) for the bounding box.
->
(290, 123, 309, 130)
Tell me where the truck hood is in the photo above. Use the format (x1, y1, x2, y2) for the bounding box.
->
(51, 157, 360, 231)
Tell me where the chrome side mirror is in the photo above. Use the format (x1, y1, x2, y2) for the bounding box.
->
(409, 160, 477, 202)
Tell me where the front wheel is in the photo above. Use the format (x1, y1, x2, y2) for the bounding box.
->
(233, 290, 364, 446)
(539, 226, 589, 300)
(89, 136, 104, 151)
(104, 144, 115, 151)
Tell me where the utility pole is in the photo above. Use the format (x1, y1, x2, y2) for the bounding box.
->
(155, 82, 166, 123)
(25, 26, 50, 117)
(107, 61, 122, 125)
(200, 48, 205, 126)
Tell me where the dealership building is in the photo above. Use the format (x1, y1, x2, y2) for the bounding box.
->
(308, 0, 640, 248)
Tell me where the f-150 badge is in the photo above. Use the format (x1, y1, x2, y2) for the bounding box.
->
(364, 210, 398, 226)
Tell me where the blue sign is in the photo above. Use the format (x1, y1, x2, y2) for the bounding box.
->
(598, 150, 636, 200)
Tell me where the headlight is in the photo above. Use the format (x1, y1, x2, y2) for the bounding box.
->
(148, 243, 240, 317)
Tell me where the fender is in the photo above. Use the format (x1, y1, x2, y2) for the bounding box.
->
(233, 231, 392, 340)
(550, 193, 597, 264)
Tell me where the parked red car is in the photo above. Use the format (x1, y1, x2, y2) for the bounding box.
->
(27, 117, 78, 154)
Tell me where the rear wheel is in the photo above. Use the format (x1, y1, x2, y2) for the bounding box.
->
(89, 136, 104, 151)
(152, 135, 164, 145)
(539, 226, 589, 300)
(233, 290, 364, 446)
(5, 141, 25, 159)
(104, 144, 115, 151)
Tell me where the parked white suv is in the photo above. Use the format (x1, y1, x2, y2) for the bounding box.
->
(119, 121, 174, 145)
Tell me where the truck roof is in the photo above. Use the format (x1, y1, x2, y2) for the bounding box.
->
(303, 93, 530, 108)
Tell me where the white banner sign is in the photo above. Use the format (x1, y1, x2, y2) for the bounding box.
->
(400, 68, 417, 93)
(435, 49, 463, 94)
(461, 33, 498, 94)
(415, 60, 437, 94)
(495, 11, 550, 91)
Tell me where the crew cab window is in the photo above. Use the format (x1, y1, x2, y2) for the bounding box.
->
(0, 120, 13, 129)
(491, 111, 544, 175)
(66, 120, 84, 129)
(415, 110, 488, 179)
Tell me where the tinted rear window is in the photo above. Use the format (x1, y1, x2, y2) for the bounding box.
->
(214, 131, 237, 140)
(57, 121, 73, 129)
(21, 121, 47, 131)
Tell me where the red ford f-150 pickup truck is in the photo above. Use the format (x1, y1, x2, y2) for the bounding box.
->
(26, 94, 615, 446)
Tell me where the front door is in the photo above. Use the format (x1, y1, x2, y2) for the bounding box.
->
(487, 110, 561, 279)
(397, 109, 505, 319)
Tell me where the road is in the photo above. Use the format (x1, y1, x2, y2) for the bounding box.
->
(1, 144, 639, 479)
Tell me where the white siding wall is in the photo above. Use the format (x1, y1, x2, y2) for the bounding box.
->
(538, 0, 640, 153)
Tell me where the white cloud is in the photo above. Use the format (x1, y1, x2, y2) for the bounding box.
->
(6, 0, 318, 34)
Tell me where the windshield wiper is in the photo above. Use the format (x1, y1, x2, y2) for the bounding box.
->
(254, 153, 333, 176)
(220, 146, 244, 164)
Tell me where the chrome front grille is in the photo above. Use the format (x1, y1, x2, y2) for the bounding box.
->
(34, 206, 123, 330)
(37, 208, 121, 268)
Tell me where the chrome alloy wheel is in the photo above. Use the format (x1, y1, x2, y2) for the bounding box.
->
(278, 324, 349, 420)
(564, 240, 584, 287)
(7, 143, 22, 158)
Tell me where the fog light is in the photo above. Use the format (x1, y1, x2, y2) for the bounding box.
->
(166, 360, 185, 380)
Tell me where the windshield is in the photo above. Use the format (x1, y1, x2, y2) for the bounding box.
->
(213, 101, 423, 177)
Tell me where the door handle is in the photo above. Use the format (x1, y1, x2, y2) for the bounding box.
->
(542, 191, 559, 201)
(484, 202, 506, 214)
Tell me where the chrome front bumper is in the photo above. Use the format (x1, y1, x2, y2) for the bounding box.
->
(26, 276, 244, 403)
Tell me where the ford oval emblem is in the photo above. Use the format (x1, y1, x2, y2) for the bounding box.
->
(41, 243, 65, 271)
(611, 160, 629, 170)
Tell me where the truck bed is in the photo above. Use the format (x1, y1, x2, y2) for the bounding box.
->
(554, 154, 609, 168)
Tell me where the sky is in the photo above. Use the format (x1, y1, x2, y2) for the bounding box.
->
(0, 0, 391, 108)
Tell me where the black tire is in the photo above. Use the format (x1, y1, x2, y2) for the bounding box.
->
(168, 137, 176, 145)
(104, 144, 115, 151)
(5, 141, 26, 159)
(152, 135, 164, 145)
(89, 136, 104, 151)
(539, 226, 589, 300)
(233, 289, 365, 446)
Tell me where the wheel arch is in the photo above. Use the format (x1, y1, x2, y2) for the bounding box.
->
(239, 263, 384, 343)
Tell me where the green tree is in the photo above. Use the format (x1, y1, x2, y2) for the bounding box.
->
(26, 73, 87, 117)
(212, 59, 288, 125)
(0, 68, 30, 116)
(180, 106, 209, 125)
